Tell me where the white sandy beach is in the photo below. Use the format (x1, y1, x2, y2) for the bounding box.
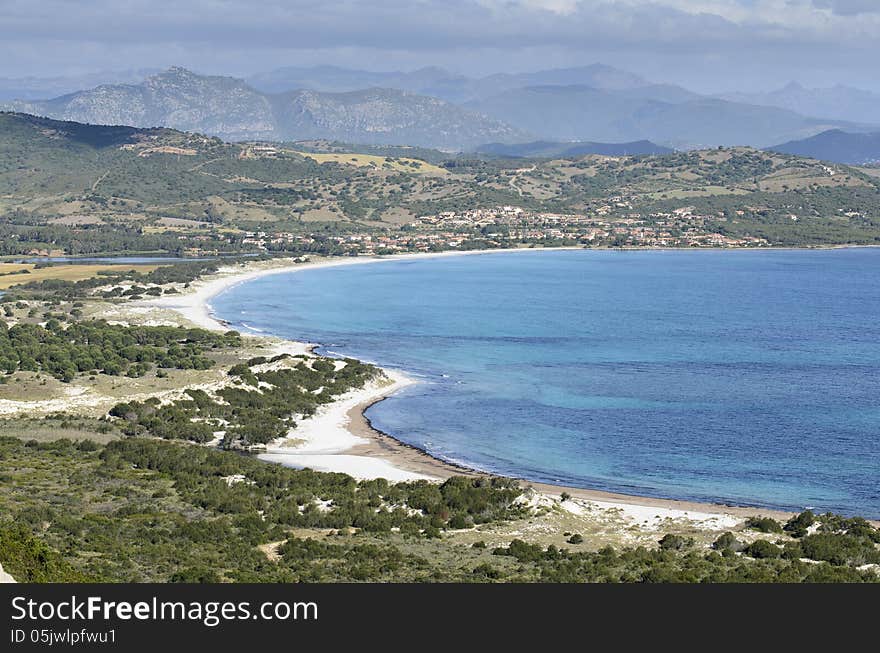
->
(258, 368, 435, 482)
(137, 254, 447, 481)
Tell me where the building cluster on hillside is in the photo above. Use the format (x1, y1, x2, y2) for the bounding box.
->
(409, 205, 768, 248)
(225, 204, 767, 255)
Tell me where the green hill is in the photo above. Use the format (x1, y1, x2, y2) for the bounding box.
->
(768, 129, 880, 165)
(2, 111, 880, 255)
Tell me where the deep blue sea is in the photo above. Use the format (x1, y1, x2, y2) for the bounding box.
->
(211, 249, 880, 517)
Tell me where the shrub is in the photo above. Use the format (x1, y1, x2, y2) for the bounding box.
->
(658, 534, 693, 551)
(0, 525, 89, 582)
(784, 510, 815, 538)
(743, 539, 782, 559)
(472, 563, 501, 579)
(712, 532, 742, 552)
(168, 567, 221, 583)
(423, 526, 441, 539)
(745, 516, 783, 534)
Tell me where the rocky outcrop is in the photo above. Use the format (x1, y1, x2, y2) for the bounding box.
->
(5, 67, 527, 150)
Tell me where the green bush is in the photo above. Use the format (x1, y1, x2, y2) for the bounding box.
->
(798, 533, 880, 566)
(712, 532, 742, 552)
(0, 525, 90, 582)
(784, 510, 815, 538)
(658, 534, 693, 551)
(745, 516, 783, 534)
(743, 539, 782, 559)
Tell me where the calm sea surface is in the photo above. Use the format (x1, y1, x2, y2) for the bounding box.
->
(211, 249, 880, 517)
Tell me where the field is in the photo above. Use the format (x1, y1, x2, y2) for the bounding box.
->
(290, 150, 448, 175)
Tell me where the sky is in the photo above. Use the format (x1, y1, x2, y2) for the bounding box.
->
(1, 0, 879, 93)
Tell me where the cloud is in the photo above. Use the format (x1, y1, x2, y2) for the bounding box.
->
(812, 0, 880, 16)
(0, 1, 877, 91)
(2, 0, 872, 50)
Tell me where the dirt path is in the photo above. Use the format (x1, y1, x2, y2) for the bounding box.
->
(508, 165, 536, 197)
(91, 168, 111, 191)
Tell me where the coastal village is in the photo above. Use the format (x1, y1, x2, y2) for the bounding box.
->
(237, 204, 768, 255)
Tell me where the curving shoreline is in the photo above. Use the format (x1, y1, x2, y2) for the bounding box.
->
(140, 250, 803, 523)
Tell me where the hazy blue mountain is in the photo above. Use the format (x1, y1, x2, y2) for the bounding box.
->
(7, 67, 277, 140)
(268, 87, 528, 149)
(475, 139, 674, 157)
(246, 63, 693, 103)
(720, 82, 880, 125)
(0, 69, 158, 101)
(767, 129, 880, 165)
(466, 85, 872, 148)
(8, 65, 877, 151)
(247, 65, 465, 95)
(4, 67, 527, 150)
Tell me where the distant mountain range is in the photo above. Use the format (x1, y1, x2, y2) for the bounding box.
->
(3, 65, 878, 151)
(720, 82, 880, 125)
(466, 86, 866, 149)
(767, 129, 880, 165)
(476, 140, 673, 158)
(0, 69, 159, 102)
(5, 67, 525, 150)
(246, 64, 648, 100)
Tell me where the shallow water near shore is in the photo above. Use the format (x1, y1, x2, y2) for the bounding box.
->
(211, 249, 880, 517)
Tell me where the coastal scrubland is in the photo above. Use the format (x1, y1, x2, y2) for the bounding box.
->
(0, 436, 877, 583)
(111, 355, 382, 447)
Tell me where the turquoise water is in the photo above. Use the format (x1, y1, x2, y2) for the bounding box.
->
(211, 249, 880, 517)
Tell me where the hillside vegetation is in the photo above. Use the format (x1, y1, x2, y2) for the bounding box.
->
(0, 436, 877, 582)
(2, 112, 880, 255)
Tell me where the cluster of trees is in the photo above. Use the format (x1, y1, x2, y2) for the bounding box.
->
(110, 356, 379, 446)
(0, 222, 249, 257)
(0, 319, 240, 381)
